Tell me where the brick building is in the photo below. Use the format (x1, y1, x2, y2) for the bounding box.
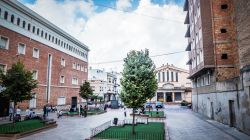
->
(184, 0, 250, 135)
(0, 0, 89, 115)
(152, 64, 192, 103)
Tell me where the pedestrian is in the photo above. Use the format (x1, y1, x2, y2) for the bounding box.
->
(80, 105, 83, 117)
(57, 110, 63, 119)
(46, 105, 49, 116)
(124, 107, 127, 117)
(9, 106, 13, 121)
(25, 107, 31, 120)
(84, 105, 87, 118)
(43, 105, 47, 119)
(15, 106, 21, 122)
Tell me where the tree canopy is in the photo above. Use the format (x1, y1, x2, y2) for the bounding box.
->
(120, 49, 158, 109)
(0, 60, 38, 105)
(79, 81, 93, 101)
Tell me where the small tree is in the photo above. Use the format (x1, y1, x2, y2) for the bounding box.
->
(79, 81, 93, 107)
(0, 61, 38, 123)
(120, 49, 158, 135)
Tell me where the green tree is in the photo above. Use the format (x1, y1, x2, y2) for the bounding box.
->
(79, 81, 93, 106)
(120, 49, 158, 134)
(0, 61, 38, 123)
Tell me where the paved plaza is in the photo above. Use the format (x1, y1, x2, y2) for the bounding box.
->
(165, 105, 250, 140)
(18, 105, 250, 140)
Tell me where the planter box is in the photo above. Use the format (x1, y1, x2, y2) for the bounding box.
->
(0, 123, 57, 140)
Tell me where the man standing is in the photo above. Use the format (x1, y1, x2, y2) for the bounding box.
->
(9, 106, 13, 121)
(43, 105, 47, 119)
(16, 106, 21, 122)
(84, 105, 87, 118)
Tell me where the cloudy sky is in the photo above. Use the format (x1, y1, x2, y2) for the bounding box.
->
(19, 0, 188, 72)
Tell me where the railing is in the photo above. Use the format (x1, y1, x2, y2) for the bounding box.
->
(91, 120, 112, 137)
(95, 131, 165, 140)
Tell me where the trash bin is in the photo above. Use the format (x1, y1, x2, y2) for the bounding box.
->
(113, 118, 118, 125)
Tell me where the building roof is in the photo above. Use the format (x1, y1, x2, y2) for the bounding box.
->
(5, 0, 89, 51)
(156, 64, 189, 73)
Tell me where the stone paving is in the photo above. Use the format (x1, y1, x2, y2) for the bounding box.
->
(165, 105, 250, 140)
(20, 108, 131, 140)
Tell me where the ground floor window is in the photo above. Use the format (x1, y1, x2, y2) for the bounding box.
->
(29, 94, 36, 109)
(57, 96, 66, 105)
(175, 92, 182, 101)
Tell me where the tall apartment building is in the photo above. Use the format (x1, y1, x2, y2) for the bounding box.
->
(153, 64, 192, 103)
(184, 0, 250, 135)
(0, 0, 89, 116)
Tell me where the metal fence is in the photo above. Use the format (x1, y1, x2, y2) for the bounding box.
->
(91, 120, 112, 137)
(95, 131, 165, 140)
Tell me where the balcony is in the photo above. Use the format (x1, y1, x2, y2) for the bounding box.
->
(184, 12, 190, 24)
(183, 0, 189, 11)
(185, 25, 191, 38)
(185, 42, 191, 51)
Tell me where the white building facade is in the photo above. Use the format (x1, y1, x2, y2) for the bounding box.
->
(152, 64, 192, 103)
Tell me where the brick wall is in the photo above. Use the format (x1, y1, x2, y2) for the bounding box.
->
(212, 0, 239, 81)
(0, 26, 88, 109)
(233, 0, 250, 69)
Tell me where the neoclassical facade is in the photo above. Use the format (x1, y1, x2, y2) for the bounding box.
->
(152, 64, 192, 103)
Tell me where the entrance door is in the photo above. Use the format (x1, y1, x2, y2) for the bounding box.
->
(71, 97, 77, 108)
(210, 102, 214, 120)
(229, 100, 236, 127)
(166, 93, 172, 102)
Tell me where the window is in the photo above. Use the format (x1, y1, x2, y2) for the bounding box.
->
(17, 18, 20, 26)
(18, 43, 26, 54)
(41, 31, 43, 37)
(29, 94, 36, 109)
(220, 28, 227, 33)
(49, 35, 51, 41)
(60, 76, 65, 83)
(158, 72, 160, 82)
(221, 54, 228, 59)
(176, 72, 178, 82)
(221, 4, 228, 9)
(45, 33, 47, 39)
(33, 48, 39, 58)
(61, 58, 65, 67)
(22, 21, 26, 28)
(57, 97, 65, 105)
(37, 28, 39, 35)
(4, 11, 8, 20)
(28, 23, 31, 31)
(32, 26, 35, 33)
(11, 15, 14, 23)
(80, 66, 84, 71)
(171, 71, 174, 81)
(72, 77, 78, 85)
(52, 36, 54, 42)
(162, 72, 165, 82)
(167, 71, 169, 81)
(77, 64, 80, 70)
(72, 63, 76, 69)
(32, 70, 38, 80)
(0, 36, 9, 49)
(84, 67, 88, 72)
(0, 64, 7, 73)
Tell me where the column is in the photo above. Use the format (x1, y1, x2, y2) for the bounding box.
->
(172, 92, 175, 102)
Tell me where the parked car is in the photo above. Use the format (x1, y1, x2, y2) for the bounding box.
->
(156, 101, 163, 108)
(145, 102, 152, 108)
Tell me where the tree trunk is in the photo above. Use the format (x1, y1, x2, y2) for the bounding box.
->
(132, 108, 136, 135)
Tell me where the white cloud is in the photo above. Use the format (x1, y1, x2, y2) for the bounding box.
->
(24, 0, 188, 72)
(116, 0, 132, 10)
